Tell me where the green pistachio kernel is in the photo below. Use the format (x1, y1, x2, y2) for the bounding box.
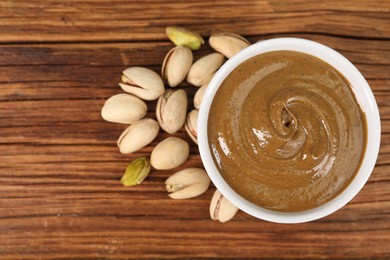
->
(121, 157, 151, 186)
(166, 26, 204, 51)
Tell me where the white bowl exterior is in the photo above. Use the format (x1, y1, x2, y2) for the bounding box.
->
(198, 38, 381, 223)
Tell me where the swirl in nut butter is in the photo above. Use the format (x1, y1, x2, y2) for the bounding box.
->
(208, 51, 367, 211)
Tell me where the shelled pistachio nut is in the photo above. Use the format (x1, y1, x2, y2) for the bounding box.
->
(119, 67, 164, 100)
(209, 32, 250, 58)
(156, 89, 188, 134)
(193, 83, 208, 109)
(166, 26, 204, 51)
(210, 189, 239, 223)
(187, 53, 224, 86)
(121, 157, 151, 187)
(150, 137, 189, 170)
(117, 118, 159, 154)
(185, 109, 198, 144)
(162, 46, 193, 87)
(101, 93, 147, 124)
(165, 168, 210, 199)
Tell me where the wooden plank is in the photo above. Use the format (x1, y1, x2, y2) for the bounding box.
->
(0, 35, 388, 105)
(0, 39, 389, 258)
(0, 1, 389, 43)
(0, 0, 389, 258)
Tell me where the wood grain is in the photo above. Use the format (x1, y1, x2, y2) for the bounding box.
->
(0, 0, 389, 259)
(0, 0, 389, 43)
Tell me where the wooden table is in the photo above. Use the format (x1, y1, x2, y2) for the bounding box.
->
(1, 1, 389, 259)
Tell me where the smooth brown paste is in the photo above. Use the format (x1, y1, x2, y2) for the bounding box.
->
(208, 51, 367, 212)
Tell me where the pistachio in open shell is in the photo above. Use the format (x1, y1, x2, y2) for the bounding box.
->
(117, 118, 159, 154)
(162, 46, 193, 87)
(166, 26, 204, 51)
(210, 189, 239, 223)
(156, 89, 188, 134)
(150, 137, 189, 170)
(209, 32, 250, 58)
(193, 83, 208, 109)
(119, 67, 164, 100)
(185, 109, 198, 144)
(165, 168, 210, 199)
(187, 53, 224, 86)
(101, 93, 147, 124)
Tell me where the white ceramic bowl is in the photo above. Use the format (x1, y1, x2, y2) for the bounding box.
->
(198, 38, 381, 223)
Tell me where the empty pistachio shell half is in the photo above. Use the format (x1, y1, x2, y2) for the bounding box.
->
(165, 168, 210, 199)
(193, 83, 208, 109)
(210, 189, 239, 223)
(162, 46, 193, 87)
(156, 89, 188, 134)
(166, 26, 205, 51)
(185, 109, 198, 144)
(121, 157, 151, 187)
(209, 32, 250, 58)
(117, 118, 159, 154)
(101, 93, 147, 124)
(150, 137, 189, 170)
(119, 67, 164, 100)
(187, 53, 225, 86)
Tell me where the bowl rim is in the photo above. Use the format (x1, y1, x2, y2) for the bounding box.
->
(198, 37, 381, 224)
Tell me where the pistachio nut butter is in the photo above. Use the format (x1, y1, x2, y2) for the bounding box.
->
(208, 51, 367, 212)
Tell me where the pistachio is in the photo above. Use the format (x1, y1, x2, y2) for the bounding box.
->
(150, 137, 189, 170)
(101, 93, 147, 124)
(187, 53, 224, 86)
(193, 83, 208, 109)
(162, 46, 193, 87)
(119, 67, 164, 100)
(209, 32, 250, 58)
(185, 109, 198, 144)
(117, 118, 159, 154)
(121, 157, 150, 186)
(210, 189, 239, 223)
(166, 26, 204, 51)
(165, 168, 210, 199)
(156, 89, 188, 134)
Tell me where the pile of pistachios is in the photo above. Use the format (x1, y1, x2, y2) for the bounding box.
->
(101, 26, 250, 223)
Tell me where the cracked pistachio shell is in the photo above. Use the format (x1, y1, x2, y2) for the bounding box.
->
(210, 190, 239, 223)
(185, 109, 198, 144)
(119, 67, 165, 100)
(156, 89, 188, 134)
(121, 157, 150, 187)
(101, 93, 147, 124)
(187, 53, 224, 86)
(209, 32, 250, 58)
(193, 83, 208, 109)
(166, 26, 204, 51)
(162, 46, 193, 87)
(117, 118, 159, 154)
(150, 137, 189, 170)
(165, 168, 210, 199)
